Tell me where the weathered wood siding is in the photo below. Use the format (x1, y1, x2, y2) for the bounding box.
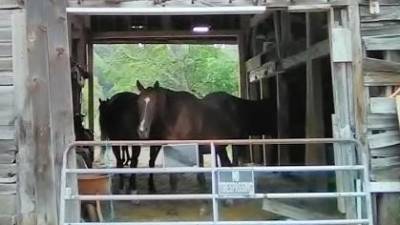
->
(360, 2, 400, 181)
(0, 9, 16, 225)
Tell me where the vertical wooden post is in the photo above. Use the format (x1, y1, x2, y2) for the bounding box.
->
(46, 0, 79, 222)
(87, 43, 94, 132)
(12, 9, 36, 225)
(14, 2, 58, 224)
(328, 6, 358, 219)
(238, 28, 249, 98)
(275, 11, 290, 165)
(14, 0, 78, 224)
(305, 12, 327, 189)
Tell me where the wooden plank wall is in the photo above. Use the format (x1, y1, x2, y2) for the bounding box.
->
(360, 1, 400, 225)
(0, 9, 16, 225)
(360, 1, 400, 182)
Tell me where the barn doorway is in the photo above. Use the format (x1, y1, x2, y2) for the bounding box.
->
(67, 4, 362, 223)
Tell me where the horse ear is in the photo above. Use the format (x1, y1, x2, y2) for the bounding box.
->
(136, 80, 145, 92)
(98, 98, 104, 104)
(154, 81, 160, 89)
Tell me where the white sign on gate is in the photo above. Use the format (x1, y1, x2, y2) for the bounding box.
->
(218, 170, 255, 197)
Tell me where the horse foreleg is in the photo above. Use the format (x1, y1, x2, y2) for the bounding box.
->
(129, 146, 141, 204)
(148, 146, 161, 193)
(112, 146, 124, 193)
(124, 147, 131, 166)
(217, 145, 232, 167)
(197, 146, 207, 191)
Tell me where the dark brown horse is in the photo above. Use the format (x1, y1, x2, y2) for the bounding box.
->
(136, 81, 238, 192)
(99, 92, 161, 194)
(203, 92, 277, 165)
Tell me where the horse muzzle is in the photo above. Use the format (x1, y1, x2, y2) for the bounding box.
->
(137, 128, 150, 139)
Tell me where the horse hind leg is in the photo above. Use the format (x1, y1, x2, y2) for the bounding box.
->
(112, 146, 124, 193)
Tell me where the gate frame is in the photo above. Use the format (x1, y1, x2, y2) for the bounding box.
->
(59, 138, 373, 225)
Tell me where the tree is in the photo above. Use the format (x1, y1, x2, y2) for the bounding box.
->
(82, 44, 239, 138)
(93, 44, 239, 98)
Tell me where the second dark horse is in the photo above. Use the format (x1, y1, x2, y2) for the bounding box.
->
(99, 92, 142, 194)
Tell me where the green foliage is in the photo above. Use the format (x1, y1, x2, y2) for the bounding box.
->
(82, 44, 239, 138)
(93, 44, 239, 98)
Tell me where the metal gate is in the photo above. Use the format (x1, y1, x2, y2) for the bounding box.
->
(60, 138, 373, 225)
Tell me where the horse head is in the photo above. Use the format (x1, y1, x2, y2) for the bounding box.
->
(136, 80, 164, 139)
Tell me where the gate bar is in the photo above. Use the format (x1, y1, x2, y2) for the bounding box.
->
(66, 219, 370, 225)
(65, 138, 359, 148)
(68, 192, 367, 201)
(66, 165, 365, 174)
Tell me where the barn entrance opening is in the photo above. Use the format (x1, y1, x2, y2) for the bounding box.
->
(66, 6, 366, 223)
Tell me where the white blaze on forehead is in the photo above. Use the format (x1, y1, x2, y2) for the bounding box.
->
(139, 97, 151, 132)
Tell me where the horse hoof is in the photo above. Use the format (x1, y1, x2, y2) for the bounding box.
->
(199, 205, 208, 216)
(223, 199, 234, 207)
(166, 208, 178, 216)
(130, 190, 140, 205)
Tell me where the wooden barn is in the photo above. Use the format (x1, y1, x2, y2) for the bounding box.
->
(0, 0, 400, 224)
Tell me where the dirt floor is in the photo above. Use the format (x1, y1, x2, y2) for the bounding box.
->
(85, 147, 343, 222)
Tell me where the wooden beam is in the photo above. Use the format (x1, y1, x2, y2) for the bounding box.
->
(364, 72, 400, 86)
(363, 57, 400, 73)
(0, 0, 20, 9)
(262, 198, 341, 220)
(68, 0, 266, 9)
(370, 182, 400, 193)
(0, 215, 15, 225)
(281, 39, 329, 70)
(0, 194, 16, 215)
(361, 21, 400, 37)
(0, 27, 12, 42)
(363, 35, 400, 51)
(371, 144, 400, 157)
(360, 5, 400, 22)
(368, 130, 400, 149)
(370, 97, 396, 114)
(367, 113, 398, 130)
(0, 43, 12, 57)
(90, 30, 239, 43)
(266, 0, 350, 8)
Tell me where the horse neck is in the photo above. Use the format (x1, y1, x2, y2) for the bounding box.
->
(155, 88, 201, 138)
